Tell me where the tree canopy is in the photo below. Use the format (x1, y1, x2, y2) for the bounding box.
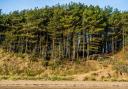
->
(0, 3, 128, 61)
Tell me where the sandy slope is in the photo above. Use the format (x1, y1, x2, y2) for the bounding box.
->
(0, 81, 128, 89)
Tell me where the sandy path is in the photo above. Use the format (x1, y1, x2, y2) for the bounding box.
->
(72, 65, 113, 81)
(0, 81, 128, 89)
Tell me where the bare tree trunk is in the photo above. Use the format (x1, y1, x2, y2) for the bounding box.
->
(77, 35, 80, 59)
(52, 37, 55, 59)
(39, 36, 43, 57)
(72, 36, 76, 60)
(59, 42, 61, 59)
(66, 37, 68, 58)
(86, 32, 89, 60)
(25, 33, 28, 53)
(83, 29, 85, 59)
(21, 37, 24, 53)
(63, 37, 66, 59)
(112, 37, 114, 60)
(123, 27, 125, 53)
(105, 41, 108, 53)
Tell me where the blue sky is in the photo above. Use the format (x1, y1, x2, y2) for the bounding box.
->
(0, 0, 128, 13)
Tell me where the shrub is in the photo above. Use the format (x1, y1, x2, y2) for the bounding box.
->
(113, 62, 128, 73)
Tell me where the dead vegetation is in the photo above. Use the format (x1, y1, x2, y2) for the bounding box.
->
(0, 49, 128, 81)
(0, 49, 100, 80)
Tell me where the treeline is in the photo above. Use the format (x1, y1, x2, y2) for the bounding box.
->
(0, 3, 128, 60)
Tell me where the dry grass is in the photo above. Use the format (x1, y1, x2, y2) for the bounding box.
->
(1, 48, 128, 81)
(0, 49, 101, 80)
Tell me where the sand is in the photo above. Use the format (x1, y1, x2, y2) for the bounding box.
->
(0, 81, 128, 89)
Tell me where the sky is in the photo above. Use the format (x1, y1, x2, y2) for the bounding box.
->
(0, 0, 128, 13)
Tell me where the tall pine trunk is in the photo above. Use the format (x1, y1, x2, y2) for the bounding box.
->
(52, 37, 55, 59)
(72, 36, 76, 60)
(86, 31, 89, 60)
(83, 29, 85, 59)
(123, 27, 125, 53)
